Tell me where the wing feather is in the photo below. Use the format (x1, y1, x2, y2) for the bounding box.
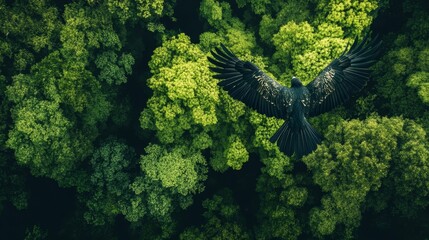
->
(306, 34, 382, 117)
(208, 44, 292, 118)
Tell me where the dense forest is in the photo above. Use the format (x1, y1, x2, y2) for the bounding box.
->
(0, 0, 429, 239)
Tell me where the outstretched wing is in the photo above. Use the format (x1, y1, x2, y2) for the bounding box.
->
(306, 34, 382, 117)
(208, 44, 292, 119)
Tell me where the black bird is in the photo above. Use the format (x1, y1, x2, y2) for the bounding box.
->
(208, 34, 381, 157)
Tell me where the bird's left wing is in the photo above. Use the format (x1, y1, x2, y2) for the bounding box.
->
(208, 44, 292, 119)
(306, 34, 382, 117)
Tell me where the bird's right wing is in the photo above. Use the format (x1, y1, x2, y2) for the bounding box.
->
(306, 34, 382, 117)
(208, 44, 292, 119)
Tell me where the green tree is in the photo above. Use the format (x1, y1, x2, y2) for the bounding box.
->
(302, 116, 429, 238)
(180, 189, 252, 240)
(5, 2, 134, 187)
(126, 143, 207, 238)
(6, 52, 97, 185)
(255, 173, 304, 240)
(365, 120, 429, 218)
(373, 0, 429, 119)
(140, 33, 219, 143)
(86, 0, 176, 31)
(0, 0, 61, 72)
(83, 138, 137, 225)
(0, 77, 28, 213)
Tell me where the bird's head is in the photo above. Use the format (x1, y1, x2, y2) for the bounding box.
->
(291, 76, 303, 87)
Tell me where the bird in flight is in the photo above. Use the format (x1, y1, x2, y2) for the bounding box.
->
(208, 34, 381, 157)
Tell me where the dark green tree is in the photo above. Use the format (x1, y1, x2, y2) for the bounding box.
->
(180, 189, 252, 239)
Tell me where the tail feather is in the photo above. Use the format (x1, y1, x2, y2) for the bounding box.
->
(270, 120, 322, 157)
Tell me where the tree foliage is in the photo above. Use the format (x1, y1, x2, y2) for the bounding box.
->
(83, 138, 136, 225)
(180, 189, 252, 240)
(86, 0, 176, 31)
(1, 0, 429, 239)
(373, 1, 429, 118)
(304, 116, 402, 237)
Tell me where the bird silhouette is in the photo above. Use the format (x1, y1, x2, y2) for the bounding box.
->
(208, 34, 382, 157)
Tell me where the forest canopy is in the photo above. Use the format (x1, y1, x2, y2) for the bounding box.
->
(1, 0, 429, 239)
